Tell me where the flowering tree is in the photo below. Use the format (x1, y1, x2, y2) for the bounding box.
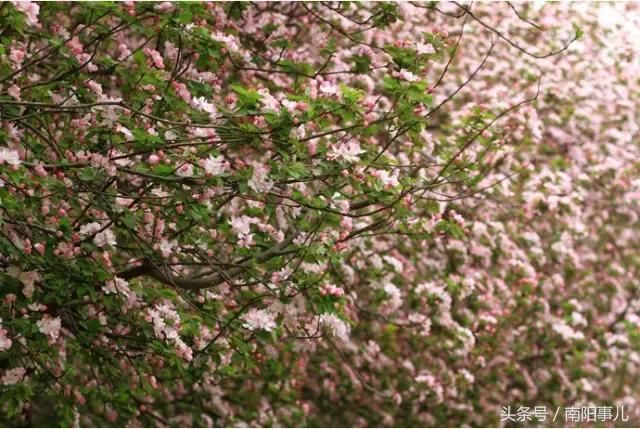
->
(1, 1, 640, 426)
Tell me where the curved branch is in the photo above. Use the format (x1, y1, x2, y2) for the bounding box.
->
(117, 236, 297, 290)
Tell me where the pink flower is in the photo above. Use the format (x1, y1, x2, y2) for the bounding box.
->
(148, 154, 160, 165)
(94, 229, 116, 248)
(257, 88, 280, 111)
(230, 215, 260, 236)
(319, 81, 339, 96)
(147, 303, 180, 340)
(12, 1, 39, 26)
(318, 313, 350, 340)
(328, 140, 364, 163)
(103, 276, 131, 297)
(252, 115, 267, 128)
(85, 80, 103, 95)
(172, 81, 192, 103)
(34, 242, 45, 255)
(372, 169, 400, 188)
(1, 367, 26, 385)
(210, 31, 240, 52)
(241, 308, 277, 332)
(319, 283, 345, 297)
(146, 303, 192, 361)
(155, 2, 175, 12)
(115, 124, 134, 141)
(248, 162, 273, 193)
(37, 315, 62, 344)
(176, 163, 194, 177)
(191, 96, 217, 117)
(308, 140, 318, 156)
(7, 84, 21, 100)
(34, 163, 48, 177)
(0, 319, 12, 352)
(66, 37, 84, 55)
(0, 148, 21, 165)
(281, 99, 298, 114)
(416, 42, 436, 55)
(7, 266, 40, 299)
(230, 215, 261, 248)
(175, 338, 193, 361)
(393, 69, 420, 82)
(158, 239, 177, 258)
(9, 47, 25, 66)
(143, 47, 165, 69)
(78, 222, 101, 237)
(200, 154, 228, 176)
(117, 43, 132, 61)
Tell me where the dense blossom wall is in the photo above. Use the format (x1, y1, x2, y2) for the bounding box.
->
(1, 1, 640, 427)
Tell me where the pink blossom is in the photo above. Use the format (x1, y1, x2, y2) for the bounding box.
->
(176, 163, 194, 177)
(252, 115, 267, 128)
(148, 154, 160, 165)
(0, 319, 12, 352)
(0, 148, 21, 165)
(115, 124, 134, 141)
(281, 99, 298, 114)
(318, 313, 350, 340)
(200, 154, 228, 176)
(9, 47, 25, 66)
(241, 308, 277, 332)
(157, 239, 177, 258)
(415, 42, 436, 55)
(146, 303, 193, 361)
(33, 163, 48, 177)
(34, 242, 45, 255)
(103, 276, 131, 297)
(37, 315, 62, 344)
(248, 162, 273, 193)
(7, 266, 40, 299)
(175, 338, 193, 361)
(328, 140, 364, 163)
(230, 215, 260, 237)
(191, 96, 217, 117)
(172, 81, 192, 102)
(7, 84, 21, 100)
(117, 43, 132, 61)
(66, 37, 84, 55)
(319, 283, 345, 297)
(143, 47, 165, 69)
(155, 2, 175, 12)
(94, 229, 116, 248)
(78, 222, 102, 237)
(393, 69, 420, 82)
(210, 31, 240, 52)
(85, 80, 103, 95)
(258, 88, 280, 111)
(318, 81, 339, 96)
(1, 367, 26, 385)
(12, 1, 39, 26)
(372, 169, 400, 187)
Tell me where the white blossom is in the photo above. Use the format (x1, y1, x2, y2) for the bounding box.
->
(248, 162, 273, 193)
(0, 148, 21, 165)
(37, 315, 62, 344)
(201, 154, 228, 176)
(319, 313, 350, 340)
(2, 367, 26, 385)
(327, 141, 364, 163)
(0, 319, 12, 351)
(242, 308, 277, 332)
(416, 42, 436, 55)
(94, 228, 116, 248)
